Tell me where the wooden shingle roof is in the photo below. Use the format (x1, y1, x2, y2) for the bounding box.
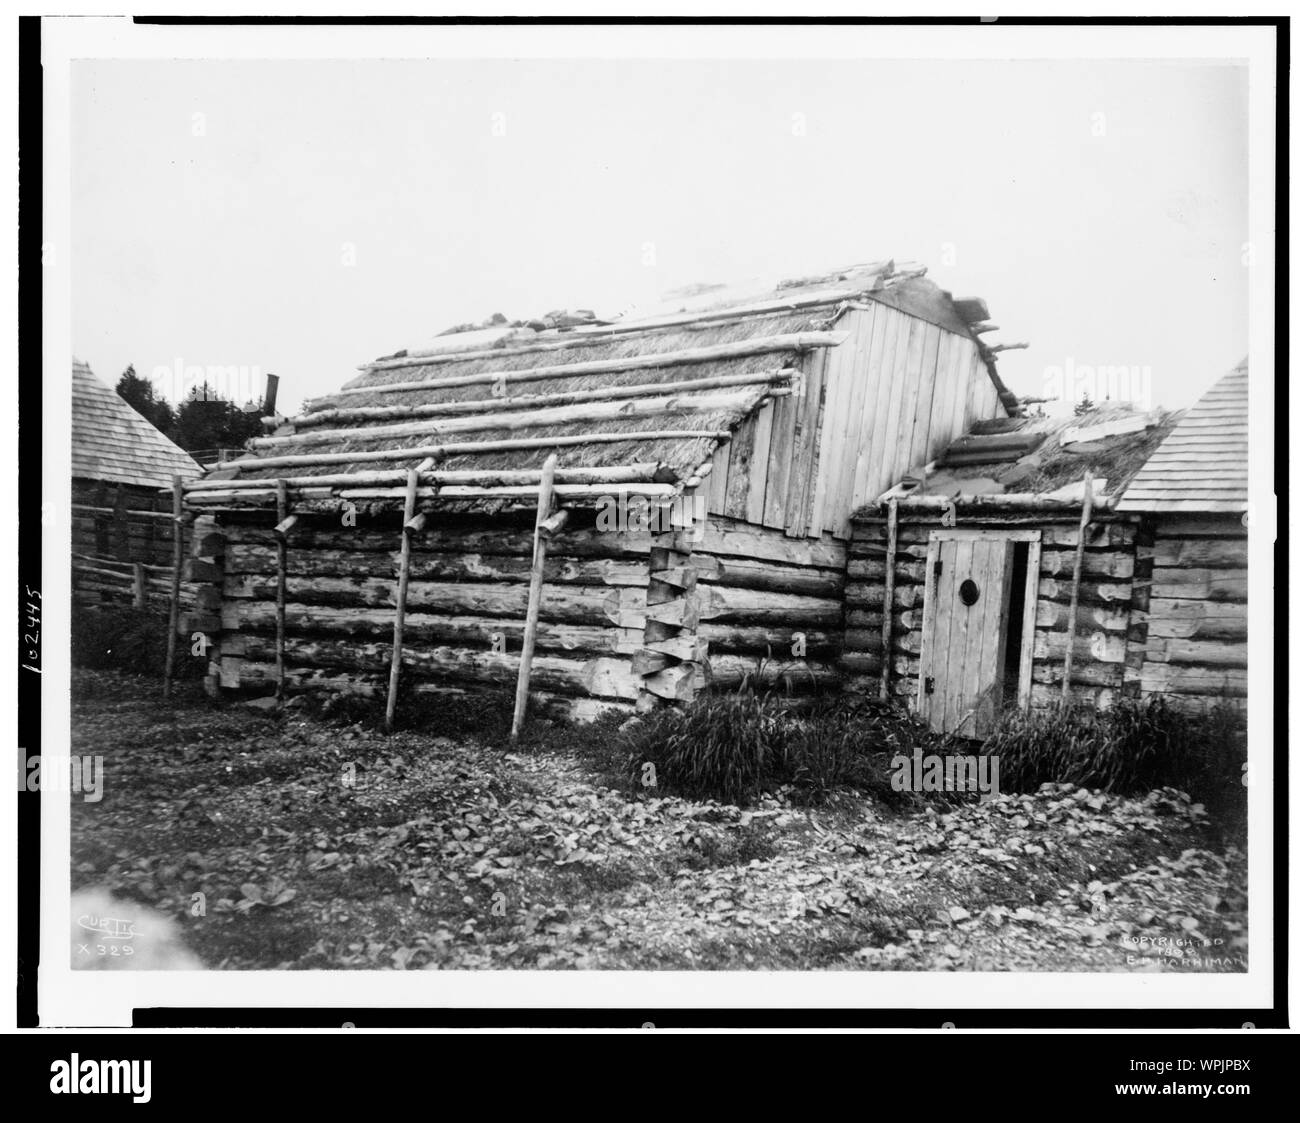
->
(1117, 358, 1248, 514)
(72, 359, 201, 489)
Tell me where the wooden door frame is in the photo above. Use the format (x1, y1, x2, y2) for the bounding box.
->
(917, 527, 1042, 726)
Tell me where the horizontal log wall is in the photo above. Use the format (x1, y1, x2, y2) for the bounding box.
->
(211, 508, 648, 720)
(691, 515, 848, 693)
(1137, 514, 1248, 713)
(845, 515, 1141, 715)
(203, 509, 854, 714)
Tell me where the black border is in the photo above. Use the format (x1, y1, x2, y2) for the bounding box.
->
(19, 13, 1288, 1033)
(18, 13, 43, 1030)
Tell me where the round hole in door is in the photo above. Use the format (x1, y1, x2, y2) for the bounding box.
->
(958, 579, 980, 607)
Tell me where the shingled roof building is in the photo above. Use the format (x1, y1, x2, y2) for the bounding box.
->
(181, 261, 1021, 726)
(71, 360, 200, 605)
(1118, 359, 1249, 711)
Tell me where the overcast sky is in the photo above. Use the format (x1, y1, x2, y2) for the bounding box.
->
(71, 57, 1247, 416)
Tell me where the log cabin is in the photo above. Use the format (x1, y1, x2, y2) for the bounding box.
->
(1116, 358, 1249, 714)
(182, 260, 1021, 726)
(71, 359, 201, 609)
(849, 359, 1249, 736)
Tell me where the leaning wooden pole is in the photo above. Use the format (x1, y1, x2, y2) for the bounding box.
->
(510, 453, 559, 741)
(162, 476, 185, 696)
(1060, 471, 1094, 702)
(274, 479, 290, 701)
(384, 467, 423, 732)
(878, 498, 899, 701)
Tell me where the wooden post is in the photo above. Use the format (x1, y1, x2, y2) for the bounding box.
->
(132, 563, 146, 609)
(385, 467, 423, 732)
(1060, 471, 1094, 701)
(510, 453, 559, 741)
(274, 479, 289, 701)
(878, 498, 898, 701)
(162, 476, 184, 697)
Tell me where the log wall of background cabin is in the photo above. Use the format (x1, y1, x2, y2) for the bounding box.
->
(844, 514, 1143, 719)
(71, 478, 190, 608)
(1137, 514, 1248, 713)
(710, 304, 1003, 542)
(72, 480, 179, 567)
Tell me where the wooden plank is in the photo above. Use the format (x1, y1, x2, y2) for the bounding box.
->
(787, 345, 827, 537)
(922, 330, 955, 466)
(941, 537, 974, 733)
(903, 322, 941, 478)
(818, 305, 875, 536)
(706, 439, 731, 516)
(972, 540, 1014, 736)
(762, 389, 799, 529)
(849, 306, 899, 518)
(745, 400, 775, 524)
(1018, 538, 1042, 711)
(884, 314, 927, 496)
(914, 535, 943, 728)
(722, 411, 758, 520)
(860, 312, 912, 508)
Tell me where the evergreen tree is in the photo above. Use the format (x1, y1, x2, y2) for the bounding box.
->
(168, 381, 264, 453)
(115, 364, 175, 433)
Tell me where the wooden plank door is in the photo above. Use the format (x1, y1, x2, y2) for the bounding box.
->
(917, 533, 1015, 737)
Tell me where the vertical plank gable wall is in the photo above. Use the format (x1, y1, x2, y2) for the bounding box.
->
(814, 308, 999, 538)
(705, 307, 1002, 541)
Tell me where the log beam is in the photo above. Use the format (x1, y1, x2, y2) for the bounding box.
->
(511, 453, 559, 740)
(384, 467, 423, 731)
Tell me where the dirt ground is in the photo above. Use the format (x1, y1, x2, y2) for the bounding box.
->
(69, 670, 1247, 971)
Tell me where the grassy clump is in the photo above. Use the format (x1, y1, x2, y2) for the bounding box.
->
(984, 697, 1246, 837)
(71, 605, 202, 678)
(619, 690, 948, 807)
